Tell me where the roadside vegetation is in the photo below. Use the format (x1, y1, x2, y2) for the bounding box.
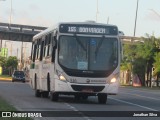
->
(121, 34, 160, 88)
(0, 96, 32, 120)
(0, 75, 11, 77)
(0, 56, 18, 76)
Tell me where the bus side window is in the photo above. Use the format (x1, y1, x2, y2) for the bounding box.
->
(33, 43, 37, 62)
(47, 34, 52, 56)
(51, 35, 57, 63)
(31, 43, 34, 61)
(36, 39, 40, 59)
(40, 40, 44, 61)
(43, 36, 47, 58)
(38, 38, 42, 59)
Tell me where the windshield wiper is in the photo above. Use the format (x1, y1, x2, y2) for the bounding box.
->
(95, 36, 105, 58)
(74, 34, 86, 51)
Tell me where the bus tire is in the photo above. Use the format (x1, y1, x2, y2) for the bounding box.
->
(35, 90, 41, 97)
(98, 93, 107, 104)
(42, 91, 49, 98)
(41, 74, 50, 98)
(82, 95, 88, 100)
(50, 92, 59, 101)
(74, 94, 81, 100)
(35, 74, 41, 97)
(47, 73, 50, 92)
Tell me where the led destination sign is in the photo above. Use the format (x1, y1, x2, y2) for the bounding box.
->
(59, 24, 118, 35)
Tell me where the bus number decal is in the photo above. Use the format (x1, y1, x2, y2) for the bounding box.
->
(68, 27, 76, 32)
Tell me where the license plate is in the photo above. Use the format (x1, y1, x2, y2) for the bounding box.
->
(82, 89, 93, 93)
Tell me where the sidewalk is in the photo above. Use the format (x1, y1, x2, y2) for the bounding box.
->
(0, 76, 12, 81)
(0, 76, 30, 82)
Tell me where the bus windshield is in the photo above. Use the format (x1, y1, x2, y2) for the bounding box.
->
(58, 36, 118, 76)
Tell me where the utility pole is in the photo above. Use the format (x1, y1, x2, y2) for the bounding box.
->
(96, 0, 99, 22)
(21, 41, 24, 70)
(107, 17, 109, 24)
(24, 43, 27, 68)
(133, 0, 139, 36)
(9, 0, 12, 25)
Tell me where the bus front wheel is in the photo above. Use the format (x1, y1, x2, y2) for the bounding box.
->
(35, 90, 41, 97)
(50, 92, 59, 101)
(41, 91, 49, 98)
(34, 76, 41, 98)
(98, 93, 107, 104)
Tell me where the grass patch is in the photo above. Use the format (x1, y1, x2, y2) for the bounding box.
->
(0, 96, 32, 120)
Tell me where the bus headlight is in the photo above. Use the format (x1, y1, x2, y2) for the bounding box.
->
(56, 70, 67, 82)
(110, 77, 116, 83)
(59, 74, 66, 81)
(110, 73, 119, 83)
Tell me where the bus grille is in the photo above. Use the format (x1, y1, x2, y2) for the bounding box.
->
(71, 85, 105, 92)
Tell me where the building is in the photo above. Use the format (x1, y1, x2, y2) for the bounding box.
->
(0, 48, 8, 57)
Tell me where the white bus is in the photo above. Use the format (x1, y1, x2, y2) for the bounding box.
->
(30, 22, 121, 104)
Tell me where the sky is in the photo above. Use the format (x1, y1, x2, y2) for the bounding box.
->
(0, 0, 160, 57)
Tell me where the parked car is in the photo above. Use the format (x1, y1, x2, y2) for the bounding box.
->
(12, 70, 25, 83)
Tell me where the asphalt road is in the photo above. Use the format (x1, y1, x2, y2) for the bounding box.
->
(0, 81, 160, 120)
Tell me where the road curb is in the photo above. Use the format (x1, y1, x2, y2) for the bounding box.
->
(0, 77, 12, 81)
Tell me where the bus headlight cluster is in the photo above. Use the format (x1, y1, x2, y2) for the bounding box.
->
(110, 77, 116, 83)
(59, 75, 66, 81)
(110, 73, 119, 83)
(56, 70, 67, 82)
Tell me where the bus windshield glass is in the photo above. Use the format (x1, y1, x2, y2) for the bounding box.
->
(58, 36, 118, 76)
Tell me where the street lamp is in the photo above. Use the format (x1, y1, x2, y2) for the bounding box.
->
(9, 0, 12, 25)
(133, 0, 139, 36)
(96, 0, 99, 22)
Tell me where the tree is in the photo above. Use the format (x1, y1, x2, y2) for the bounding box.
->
(153, 52, 160, 87)
(120, 43, 136, 84)
(6, 56, 18, 76)
(0, 56, 7, 75)
(132, 57, 146, 86)
(142, 35, 158, 87)
(122, 35, 160, 87)
(0, 56, 6, 67)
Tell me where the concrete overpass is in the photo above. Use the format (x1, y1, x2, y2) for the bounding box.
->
(0, 22, 47, 48)
(0, 22, 143, 47)
(0, 22, 141, 43)
(120, 35, 142, 42)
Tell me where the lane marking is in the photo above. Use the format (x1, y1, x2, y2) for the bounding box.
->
(119, 92, 160, 101)
(65, 103, 78, 111)
(120, 87, 160, 95)
(109, 97, 158, 111)
(65, 103, 92, 120)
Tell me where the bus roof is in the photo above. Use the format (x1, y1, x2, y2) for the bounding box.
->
(33, 22, 118, 41)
